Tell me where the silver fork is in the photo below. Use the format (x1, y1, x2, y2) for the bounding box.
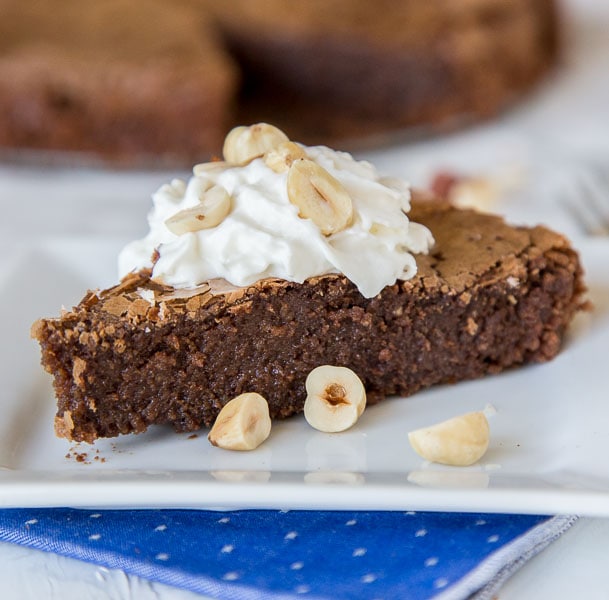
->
(561, 162, 609, 236)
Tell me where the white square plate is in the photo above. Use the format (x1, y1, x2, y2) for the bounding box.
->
(1, 238, 608, 515)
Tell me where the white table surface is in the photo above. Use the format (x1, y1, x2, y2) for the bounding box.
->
(1, 0, 608, 597)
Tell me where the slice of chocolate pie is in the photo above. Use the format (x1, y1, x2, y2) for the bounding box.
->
(32, 125, 586, 443)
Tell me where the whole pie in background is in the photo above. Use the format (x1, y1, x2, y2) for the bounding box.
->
(0, 0, 559, 165)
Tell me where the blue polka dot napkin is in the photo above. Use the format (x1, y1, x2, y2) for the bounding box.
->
(0, 509, 576, 599)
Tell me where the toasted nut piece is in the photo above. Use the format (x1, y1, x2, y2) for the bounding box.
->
(287, 158, 353, 235)
(304, 365, 366, 433)
(193, 160, 228, 176)
(408, 411, 490, 466)
(450, 177, 497, 213)
(223, 123, 289, 166)
(208, 392, 272, 451)
(165, 185, 231, 235)
(264, 141, 306, 173)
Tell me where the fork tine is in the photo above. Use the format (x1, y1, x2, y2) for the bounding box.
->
(581, 168, 609, 235)
(563, 165, 609, 236)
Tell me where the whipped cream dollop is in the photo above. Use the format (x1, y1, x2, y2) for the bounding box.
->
(119, 143, 434, 298)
